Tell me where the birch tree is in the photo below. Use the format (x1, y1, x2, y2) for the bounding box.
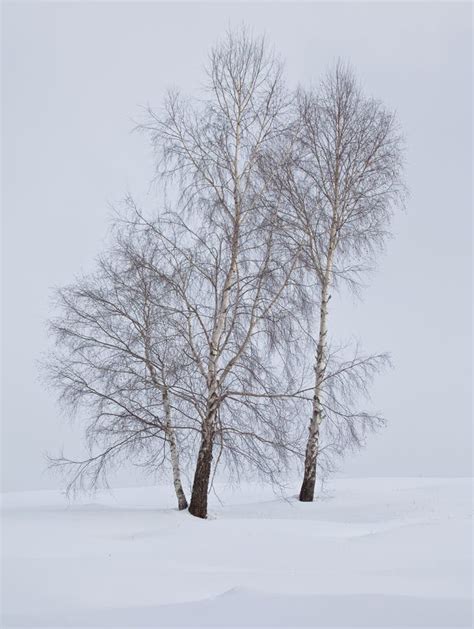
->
(126, 201, 304, 519)
(266, 62, 405, 502)
(139, 29, 304, 518)
(45, 223, 193, 509)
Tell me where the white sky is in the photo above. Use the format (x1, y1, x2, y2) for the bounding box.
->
(2, 1, 472, 491)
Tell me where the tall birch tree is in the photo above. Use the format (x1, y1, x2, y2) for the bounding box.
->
(139, 29, 302, 518)
(266, 62, 405, 502)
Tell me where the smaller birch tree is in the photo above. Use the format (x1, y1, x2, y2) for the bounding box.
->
(265, 62, 405, 502)
(45, 222, 194, 509)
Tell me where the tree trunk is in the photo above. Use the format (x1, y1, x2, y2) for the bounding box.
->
(299, 416, 320, 501)
(158, 385, 187, 510)
(301, 97, 343, 502)
(299, 262, 332, 502)
(188, 430, 214, 519)
(188, 108, 241, 520)
(188, 405, 215, 518)
(166, 424, 188, 511)
(188, 383, 218, 519)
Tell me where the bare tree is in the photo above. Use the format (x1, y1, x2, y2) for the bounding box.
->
(45, 34, 405, 517)
(45, 223, 193, 509)
(265, 62, 406, 502)
(138, 29, 306, 518)
(126, 203, 305, 519)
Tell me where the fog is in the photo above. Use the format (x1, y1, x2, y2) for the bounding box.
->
(2, 1, 471, 491)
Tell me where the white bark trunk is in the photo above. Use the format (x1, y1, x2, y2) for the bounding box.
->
(162, 386, 188, 510)
(300, 212, 338, 501)
(143, 336, 188, 510)
(189, 108, 242, 518)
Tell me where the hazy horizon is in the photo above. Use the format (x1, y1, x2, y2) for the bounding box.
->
(2, 1, 472, 492)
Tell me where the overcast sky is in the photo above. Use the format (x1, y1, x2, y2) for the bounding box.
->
(2, 1, 472, 492)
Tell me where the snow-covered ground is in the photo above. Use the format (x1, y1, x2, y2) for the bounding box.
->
(1, 477, 472, 627)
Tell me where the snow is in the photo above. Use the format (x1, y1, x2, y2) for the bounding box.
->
(1, 478, 472, 627)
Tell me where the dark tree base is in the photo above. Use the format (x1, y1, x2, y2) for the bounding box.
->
(188, 485, 209, 518)
(299, 475, 316, 502)
(188, 502, 207, 519)
(188, 439, 213, 519)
